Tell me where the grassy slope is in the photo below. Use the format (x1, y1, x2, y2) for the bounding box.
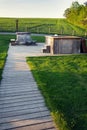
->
(0, 34, 15, 80)
(0, 18, 86, 36)
(27, 55, 87, 130)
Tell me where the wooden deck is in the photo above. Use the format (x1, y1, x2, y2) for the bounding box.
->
(0, 44, 56, 130)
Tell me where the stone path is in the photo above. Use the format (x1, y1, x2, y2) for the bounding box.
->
(0, 43, 56, 130)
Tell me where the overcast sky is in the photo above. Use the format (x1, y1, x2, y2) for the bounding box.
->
(0, 0, 86, 18)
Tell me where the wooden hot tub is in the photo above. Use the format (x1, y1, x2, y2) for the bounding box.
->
(45, 35, 82, 54)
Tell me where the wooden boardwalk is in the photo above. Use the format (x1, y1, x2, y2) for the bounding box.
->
(0, 44, 56, 130)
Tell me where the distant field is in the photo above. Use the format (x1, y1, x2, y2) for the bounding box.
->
(0, 18, 86, 36)
(27, 55, 87, 130)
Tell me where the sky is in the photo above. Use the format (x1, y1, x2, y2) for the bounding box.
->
(0, 0, 86, 18)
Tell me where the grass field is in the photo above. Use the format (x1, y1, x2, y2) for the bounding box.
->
(27, 55, 87, 130)
(0, 34, 15, 80)
(0, 18, 86, 36)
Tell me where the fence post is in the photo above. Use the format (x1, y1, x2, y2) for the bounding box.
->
(85, 32, 87, 37)
(26, 26, 28, 32)
(49, 27, 50, 34)
(37, 27, 39, 33)
(61, 29, 63, 35)
(16, 19, 18, 32)
(72, 30, 75, 36)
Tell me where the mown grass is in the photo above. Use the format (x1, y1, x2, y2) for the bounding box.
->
(0, 18, 86, 36)
(31, 36, 45, 42)
(27, 55, 87, 130)
(0, 34, 15, 80)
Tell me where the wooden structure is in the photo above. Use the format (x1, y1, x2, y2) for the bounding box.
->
(43, 35, 82, 54)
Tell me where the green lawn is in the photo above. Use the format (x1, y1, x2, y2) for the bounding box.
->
(31, 36, 45, 42)
(27, 55, 87, 130)
(0, 34, 15, 80)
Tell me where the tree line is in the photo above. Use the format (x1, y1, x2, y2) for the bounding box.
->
(64, 1, 87, 29)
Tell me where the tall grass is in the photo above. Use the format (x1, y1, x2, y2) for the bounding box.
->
(27, 55, 87, 130)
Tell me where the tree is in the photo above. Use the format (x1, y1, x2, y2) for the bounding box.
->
(64, 1, 87, 28)
(71, 1, 80, 9)
(84, 1, 87, 6)
(63, 8, 71, 18)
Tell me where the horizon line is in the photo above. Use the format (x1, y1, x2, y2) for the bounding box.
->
(0, 16, 65, 19)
